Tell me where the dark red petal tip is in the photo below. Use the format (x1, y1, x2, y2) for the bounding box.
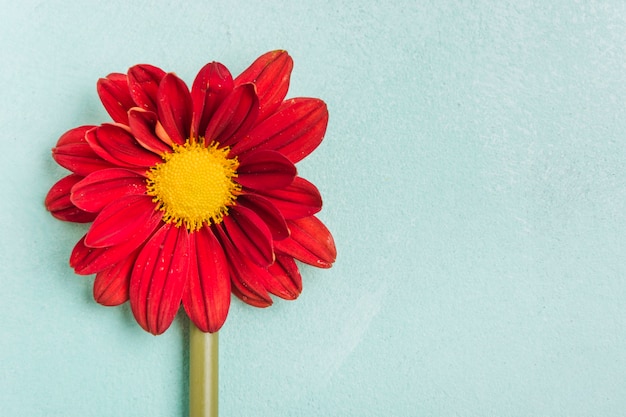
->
(45, 175, 98, 223)
(255, 176, 322, 220)
(191, 62, 234, 139)
(266, 255, 302, 300)
(93, 251, 138, 306)
(52, 126, 116, 176)
(128, 64, 167, 112)
(234, 50, 293, 121)
(275, 216, 336, 268)
(97, 73, 134, 125)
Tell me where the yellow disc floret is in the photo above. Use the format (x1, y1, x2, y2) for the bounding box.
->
(146, 141, 240, 231)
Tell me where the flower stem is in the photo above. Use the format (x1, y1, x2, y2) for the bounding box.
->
(189, 324, 218, 417)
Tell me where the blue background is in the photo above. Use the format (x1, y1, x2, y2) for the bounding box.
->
(1, 1, 625, 416)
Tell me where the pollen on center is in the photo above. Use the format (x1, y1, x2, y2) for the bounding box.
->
(146, 141, 240, 231)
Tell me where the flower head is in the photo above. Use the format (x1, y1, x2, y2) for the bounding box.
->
(45, 51, 336, 335)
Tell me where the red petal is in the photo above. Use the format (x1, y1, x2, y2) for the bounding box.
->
(236, 150, 296, 190)
(266, 255, 302, 300)
(55, 125, 92, 146)
(45, 175, 98, 223)
(128, 109, 173, 154)
(183, 226, 231, 333)
(232, 98, 328, 163)
(53, 142, 116, 176)
(85, 194, 160, 248)
(128, 64, 167, 112)
(157, 73, 192, 146)
(71, 168, 147, 213)
(204, 83, 259, 147)
(254, 176, 322, 219)
(93, 249, 139, 306)
(130, 223, 190, 335)
(70, 235, 98, 273)
(70, 211, 161, 275)
(234, 50, 293, 121)
(222, 205, 274, 267)
(215, 225, 273, 307)
(86, 124, 162, 168)
(97, 73, 135, 125)
(191, 62, 234, 139)
(237, 194, 289, 240)
(231, 285, 270, 308)
(52, 126, 116, 176)
(274, 216, 336, 268)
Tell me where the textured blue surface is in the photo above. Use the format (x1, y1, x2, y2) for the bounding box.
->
(1, 1, 626, 416)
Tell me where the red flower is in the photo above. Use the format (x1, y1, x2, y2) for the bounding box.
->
(45, 51, 336, 335)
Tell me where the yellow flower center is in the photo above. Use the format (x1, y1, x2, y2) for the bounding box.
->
(146, 141, 240, 231)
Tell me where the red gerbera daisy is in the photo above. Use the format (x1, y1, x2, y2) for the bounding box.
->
(45, 50, 336, 335)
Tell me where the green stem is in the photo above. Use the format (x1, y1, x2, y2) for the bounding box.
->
(189, 324, 218, 417)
